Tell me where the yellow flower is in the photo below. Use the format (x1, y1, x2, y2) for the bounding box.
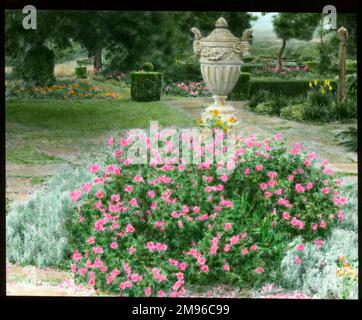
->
(320, 87, 326, 95)
(328, 85, 332, 91)
(314, 79, 318, 86)
(211, 109, 220, 116)
(309, 82, 313, 88)
(223, 125, 230, 132)
(228, 117, 237, 124)
(339, 256, 345, 262)
(197, 117, 203, 125)
(215, 119, 223, 126)
(343, 263, 349, 268)
(324, 80, 330, 86)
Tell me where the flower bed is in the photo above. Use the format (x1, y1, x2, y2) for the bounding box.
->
(66, 129, 346, 297)
(163, 81, 210, 97)
(5, 79, 121, 100)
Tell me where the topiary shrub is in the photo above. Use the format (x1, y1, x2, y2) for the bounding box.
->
(75, 66, 87, 79)
(142, 62, 154, 72)
(13, 45, 55, 87)
(130, 71, 163, 102)
(230, 72, 250, 101)
(65, 130, 346, 297)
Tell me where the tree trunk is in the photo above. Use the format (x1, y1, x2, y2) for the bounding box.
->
(94, 46, 102, 74)
(277, 39, 287, 72)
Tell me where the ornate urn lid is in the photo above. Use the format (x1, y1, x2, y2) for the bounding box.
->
(201, 17, 239, 43)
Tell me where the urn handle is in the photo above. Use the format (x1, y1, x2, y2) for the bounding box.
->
(191, 27, 202, 57)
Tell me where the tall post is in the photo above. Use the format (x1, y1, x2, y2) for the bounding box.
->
(337, 26, 347, 103)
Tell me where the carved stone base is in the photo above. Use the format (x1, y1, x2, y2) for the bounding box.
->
(202, 95, 238, 126)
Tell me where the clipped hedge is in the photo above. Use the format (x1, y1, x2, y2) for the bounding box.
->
(130, 71, 163, 102)
(240, 63, 264, 73)
(230, 72, 250, 101)
(75, 66, 87, 79)
(249, 79, 338, 97)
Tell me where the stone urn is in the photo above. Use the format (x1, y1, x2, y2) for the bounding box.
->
(191, 17, 249, 126)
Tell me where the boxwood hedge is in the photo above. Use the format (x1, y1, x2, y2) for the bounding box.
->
(130, 71, 163, 102)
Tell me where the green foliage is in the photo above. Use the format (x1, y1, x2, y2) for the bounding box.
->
(230, 72, 250, 101)
(130, 71, 163, 102)
(75, 66, 87, 79)
(143, 62, 154, 72)
(336, 127, 357, 153)
(163, 57, 202, 83)
(304, 61, 317, 72)
(13, 45, 55, 87)
(250, 79, 326, 97)
(255, 102, 273, 114)
(6, 167, 93, 268)
(280, 104, 306, 121)
(240, 64, 264, 73)
(346, 73, 357, 99)
(248, 90, 271, 110)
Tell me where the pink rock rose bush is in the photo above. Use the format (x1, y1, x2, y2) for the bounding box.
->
(67, 130, 346, 296)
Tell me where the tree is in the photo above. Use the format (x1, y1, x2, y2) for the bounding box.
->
(272, 13, 320, 71)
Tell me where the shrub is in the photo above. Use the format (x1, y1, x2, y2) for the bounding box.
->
(6, 167, 93, 268)
(280, 104, 306, 121)
(346, 73, 357, 99)
(240, 63, 264, 73)
(143, 62, 154, 72)
(336, 127, 357, 153)
(242, 56, 255, 63)
(66, 130, 345, 296)
(248, 90, 271, 109)
(249, 79, 333, 97)
(163, 57, 202, 83)
(75, 66, 87, 79)
(230, 72, 250, 101)
(304, 61, 317, 72)
(130, 71, 163, 102)
(13, 45, 55, 87)
(346, 60, 357, 74)
(255, 102, 273, 114)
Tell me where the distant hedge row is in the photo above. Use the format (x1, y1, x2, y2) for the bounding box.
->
(230, 74, 338, 100)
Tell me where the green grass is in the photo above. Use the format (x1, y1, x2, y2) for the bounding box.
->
(6, 144, 64, 164)
(6, 99, 195, 137)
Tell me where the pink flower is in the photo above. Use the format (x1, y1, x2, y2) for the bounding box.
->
(337, 211, 344, 221)
(255, 267, 265, 274)
(144, 287, 152, 296)
(315, 239, 324, 247)
(224, 223, 232, 231)
(147, 190, 155, 198)
(322, 187, 330, 194)
(295, 184, 305, 193)
(83, 183, 92, 192)
(197, 257, 206, 265)
(96, 190, 104, 199)
(72, 251, 82, 261)
(87, 236, 95, 245)
(128, 247, 136, 254)
(124, 185, 133, 193)
(221, 175, 229, 182)
(147, 242, 155, 251)
(295, 256, 302, 265)
(157, 290, 165, 297)
(223, 244, 231, 252)
(311, 223, 318, 231)
(223, 264, 230, 271)
(296, 243, 305, 251)
(306, 182, 314, 190)
(304, 159, 311, 167)
(260, 183, 268, 191)
(179, 262, 187, 271)
(70, 190, 82, 202)
(256, 164, 263, 171)
(274, 132, 282, 141)
(200, 265, 209, 272)
(125, 223, 135, 233)
(250, 244, 258, 251)
(244, 168, 250, 175)
(282, 212, 291, 220)
(108, 137, 114, 146)
(129, 198, 138, 207)
(241, 248, 249, 256)
(70, 264, 77, 272)
(110, 242, 118, 249)
(89, 163, 100, 174)
(177, 220, 184, 228)
(320, 220, 327, 228)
